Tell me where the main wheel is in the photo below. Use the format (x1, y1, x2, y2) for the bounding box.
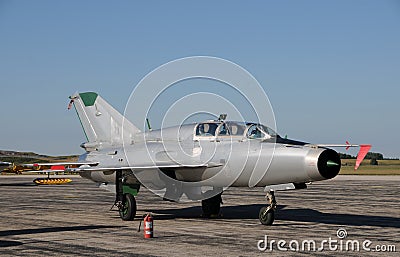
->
(259, 206, 275, 225)
(201, 194, 221, 218)
(119, 193, 137, 221)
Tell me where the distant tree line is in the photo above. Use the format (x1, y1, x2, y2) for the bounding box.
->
(365, 152, 384, 160)
(338, 151, 399, 166)
(366, 152, 383, 165)
(339, 153, 355, 159)
(339, 152, 385, 160)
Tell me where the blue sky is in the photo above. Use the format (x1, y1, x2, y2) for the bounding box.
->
(0, 0, 399, 158)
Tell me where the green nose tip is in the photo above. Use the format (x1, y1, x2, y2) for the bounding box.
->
(327, 160, 339, 167)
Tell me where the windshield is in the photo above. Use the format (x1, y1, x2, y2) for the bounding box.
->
(246, 123, 278, 139)
(260, 125, 278, 137)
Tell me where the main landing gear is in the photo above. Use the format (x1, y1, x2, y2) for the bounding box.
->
(114, 170, 137, 221)
(259, 191, 276, 225)
(201, 193, 222, 218)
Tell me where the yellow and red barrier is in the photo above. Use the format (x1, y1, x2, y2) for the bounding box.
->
(33, 178, 72, 185)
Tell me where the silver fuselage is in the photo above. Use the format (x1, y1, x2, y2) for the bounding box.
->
(79, 124, 340, 189)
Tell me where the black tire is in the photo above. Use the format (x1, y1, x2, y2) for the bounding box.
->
(201, 195, 221, 218)
(119, 194, 137, 221)
(259, 206, 275, 225)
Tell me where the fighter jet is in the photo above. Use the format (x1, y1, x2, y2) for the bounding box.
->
(25, 92, 371, 225)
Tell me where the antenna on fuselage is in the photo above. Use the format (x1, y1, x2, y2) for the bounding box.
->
(146, 118, 152, 131)
(218, 114, 227, 121)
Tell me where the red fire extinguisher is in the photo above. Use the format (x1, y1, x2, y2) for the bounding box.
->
(143, 213, 153, 238)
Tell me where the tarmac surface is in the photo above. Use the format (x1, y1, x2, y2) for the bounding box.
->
(0, 175, 399, 256)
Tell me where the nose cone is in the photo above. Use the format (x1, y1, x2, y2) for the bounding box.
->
(318, 149, 341, 179)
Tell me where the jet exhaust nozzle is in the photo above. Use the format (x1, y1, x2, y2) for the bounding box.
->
(317, 149, 341, 179)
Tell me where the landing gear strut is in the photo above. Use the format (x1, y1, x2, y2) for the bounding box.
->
(201, 193, 222, 218)
(115, 170, 137, 221)
(259, 191, 276, 225)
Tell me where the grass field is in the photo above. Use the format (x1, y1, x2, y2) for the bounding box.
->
(340, 159, 400, 175)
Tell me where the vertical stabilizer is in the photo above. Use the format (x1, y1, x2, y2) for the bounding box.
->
(69, 92, 140, 147)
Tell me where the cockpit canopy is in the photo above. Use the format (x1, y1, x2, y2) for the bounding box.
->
(194, 121, 277, 140)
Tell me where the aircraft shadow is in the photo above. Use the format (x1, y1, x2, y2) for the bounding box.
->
(0, 240, 23, 248)
(145, 204, 275, 221)
(148, 204, 400, 228)
(0, 225, 125, 237)
(277, 208, 400, 228)
(0, 182, 37, 187)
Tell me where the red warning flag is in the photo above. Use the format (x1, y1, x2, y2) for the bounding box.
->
(355, 145, 372, 170)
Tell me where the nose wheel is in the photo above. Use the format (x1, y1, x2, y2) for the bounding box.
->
(259, 191, 276, 225)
